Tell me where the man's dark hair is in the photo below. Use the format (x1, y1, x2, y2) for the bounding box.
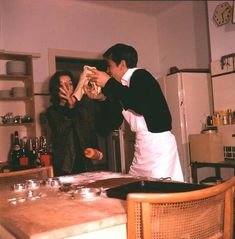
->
(49, 70, 77, 105)
(103, 43, 138, 68)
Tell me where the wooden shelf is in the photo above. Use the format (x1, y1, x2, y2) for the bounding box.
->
(0, 97, 33, 101)
(0, 49, 40, 59)
(0, 74, 32, 81)
(0, 51, 37, 163)
(0, 123, 34, 127)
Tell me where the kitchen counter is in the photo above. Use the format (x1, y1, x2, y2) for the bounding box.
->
(0, 171, 141, 239)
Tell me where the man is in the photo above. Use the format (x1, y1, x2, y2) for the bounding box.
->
(77, 43, 184, 181)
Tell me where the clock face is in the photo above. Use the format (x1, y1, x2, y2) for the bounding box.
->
(213, 2, 232, 26)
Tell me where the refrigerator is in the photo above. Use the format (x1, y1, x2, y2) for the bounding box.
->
(161, 70, 213, 182)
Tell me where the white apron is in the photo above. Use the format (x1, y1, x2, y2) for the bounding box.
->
(121, 69, 184, 182)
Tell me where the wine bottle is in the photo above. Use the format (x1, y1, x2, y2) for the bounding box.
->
(28, 138, 36, 167)
(34, 137, 42, 167)
(39, 136, 52, 166)
(19, 137, 29, 168)
(10, 131, 22, 170)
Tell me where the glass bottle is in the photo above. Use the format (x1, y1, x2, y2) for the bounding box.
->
(19, 137, 29, 168)
(28, 138, 36, 167)
(32, 137, 40, 167)
(10, 131, 22, 170)
(39, 136, 52, 166)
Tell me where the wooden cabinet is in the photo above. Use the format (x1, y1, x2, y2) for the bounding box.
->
(0, 51, 37, 163)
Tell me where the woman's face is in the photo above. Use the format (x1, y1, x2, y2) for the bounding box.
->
(59, 75, 74, 91)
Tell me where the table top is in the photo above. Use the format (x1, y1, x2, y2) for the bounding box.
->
(0, 171, 140, 239)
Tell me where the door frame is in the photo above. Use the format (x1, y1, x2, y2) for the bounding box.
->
(48, 48, 102, 76)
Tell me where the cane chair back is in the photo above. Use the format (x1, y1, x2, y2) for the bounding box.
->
(127, 177, 235, 239)
(0, 166, 54, 184)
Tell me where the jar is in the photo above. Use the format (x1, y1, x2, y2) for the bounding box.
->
(222, 115, 228, 125)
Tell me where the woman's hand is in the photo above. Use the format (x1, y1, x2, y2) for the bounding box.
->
(87, 69, 110, 88)
(59, 82, 76, 108)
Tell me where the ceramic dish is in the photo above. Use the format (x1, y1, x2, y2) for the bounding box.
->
(73, 187, 102, 200)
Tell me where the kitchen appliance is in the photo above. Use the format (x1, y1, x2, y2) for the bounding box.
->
(161, 70, 213, 182)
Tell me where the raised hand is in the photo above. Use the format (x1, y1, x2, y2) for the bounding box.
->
(87, 69, 110, 88)
(83, 83, 106, 101)
(59, 82, 76, 108)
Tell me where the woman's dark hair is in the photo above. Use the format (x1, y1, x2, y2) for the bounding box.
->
(49, 70, 77, 105)
(103, 43, 138, 68)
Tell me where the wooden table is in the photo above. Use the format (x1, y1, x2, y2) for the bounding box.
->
(0, 172, 140, 239)
(191, 160, 235, 183)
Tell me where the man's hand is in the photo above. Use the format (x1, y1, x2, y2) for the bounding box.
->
(83, 84, 106, 101)
(87, 69, 110, 88)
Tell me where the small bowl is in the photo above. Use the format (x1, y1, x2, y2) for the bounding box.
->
(44, 177, 61, 187)
(25, 179, 41, 190)
(12, 183, 26, 192)
(74, 187, 101, 200)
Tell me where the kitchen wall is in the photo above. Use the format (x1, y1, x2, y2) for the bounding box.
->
(207, 0, 235, 61)
(0, 1, 210, 85)
(0, 0, 158, 136)
(0, 0, 210, 134)
(0, 3, 3, 49)
(0, 2, 3, 74)
(0, 0, 159, 86)
(156, 1, 210, 77)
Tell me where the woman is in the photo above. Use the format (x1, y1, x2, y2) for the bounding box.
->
(46, 70, 98, 176)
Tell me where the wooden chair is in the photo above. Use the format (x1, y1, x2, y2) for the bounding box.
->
(0, 166, 54, 184)
(127, 177, 235, 239)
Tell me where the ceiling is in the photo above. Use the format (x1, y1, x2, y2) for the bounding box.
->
(83, 1, 181, 16)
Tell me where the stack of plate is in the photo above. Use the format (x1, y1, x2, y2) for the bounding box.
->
(6, 61, 26, 75)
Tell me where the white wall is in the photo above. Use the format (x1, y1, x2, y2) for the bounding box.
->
(207, 0, 235, 61)
(0, 0, 209, 134)
(157, 1, 210, 77)
(0, 0, 210, 85)
(0, 0, 159, 136)
(0, 0, 159, 87)
(0, 2, 3, 48)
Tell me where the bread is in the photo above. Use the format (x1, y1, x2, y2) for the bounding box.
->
(73, 65, 101, 101)
(84, 148, 103, 160)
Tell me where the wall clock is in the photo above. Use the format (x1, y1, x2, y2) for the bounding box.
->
(213, 2, 233, 26)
